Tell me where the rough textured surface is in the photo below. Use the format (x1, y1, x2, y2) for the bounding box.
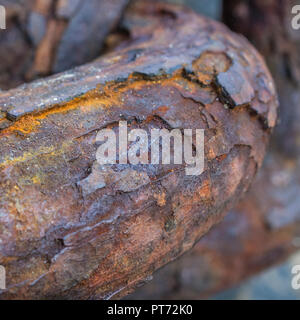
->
(127, 152, 300, 299)
(224, 0, 300, 250)
(0, 1, 277, 299)
(224, 0, 300, 159)
(0, 0, 129, 90)
(127, 0, 300, 300)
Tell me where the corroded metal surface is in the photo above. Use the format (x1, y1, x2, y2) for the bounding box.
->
(0, 0, 129, 90)
(0, 1, 277, 299)
(127, 152, 300, 299)
(128, 0, 300, 300)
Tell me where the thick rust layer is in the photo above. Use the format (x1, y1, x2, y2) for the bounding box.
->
(0, 1, 277, 299)
(127, 151, 300, 299)
(128, 0, 300, 299)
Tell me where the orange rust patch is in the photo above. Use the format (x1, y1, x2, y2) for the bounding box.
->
(154, 105, 169, 115)
(154, 192, 167, 207)
(197, 179, 212, 200)
(192, 51, 232, 85)
(2, 115, 41, 135)
(0, 81, 128, 136)
(144, 105, 170, 124)
(217, 154, 228, 162)
(0, 71, 198, 136)
(1, 59, 219, 137)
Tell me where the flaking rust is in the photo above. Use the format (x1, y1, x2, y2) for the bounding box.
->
(0, 1, 278, 299)
(129, 0, 300, 300)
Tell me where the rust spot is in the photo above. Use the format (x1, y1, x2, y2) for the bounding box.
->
(154, 192, 166, 207)
(192, 51, 232, 85)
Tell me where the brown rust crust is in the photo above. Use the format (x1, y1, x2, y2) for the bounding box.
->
(129, 0, 300, 300)
(0, 1, 277, 299)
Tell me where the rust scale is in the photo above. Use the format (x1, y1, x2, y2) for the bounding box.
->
(0, 1, 278, 299)
(129, 0, 300, 300)
(0, 72, 209, 137)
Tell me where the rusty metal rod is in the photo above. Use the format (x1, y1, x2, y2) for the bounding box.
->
(0, 1, 277, 299)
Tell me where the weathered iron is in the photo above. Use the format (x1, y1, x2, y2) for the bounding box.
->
(128, 0, 300, 300)
(0, 1, 277, 299)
